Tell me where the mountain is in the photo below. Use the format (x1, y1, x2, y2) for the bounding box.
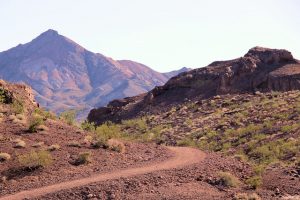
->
(0, 29, 187, 116)
(87, 46, 300, 124)
(163, 67, 191, 78)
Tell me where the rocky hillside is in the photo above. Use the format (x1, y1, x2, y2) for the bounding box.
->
(0, 80, 170, 197)
(88, 47, 300, 124)
(0, 29, 188, 116)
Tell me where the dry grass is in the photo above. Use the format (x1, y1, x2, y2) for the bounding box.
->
(0, 153, 11, 161)
(18, 150, 53, 169)
(74, 152, 92, 165)
(108, 139, 126, 153)
(218, 171, 240, 187)
(14, 139, 26, 148)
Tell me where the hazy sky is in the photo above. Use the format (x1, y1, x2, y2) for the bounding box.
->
(0, 0, 299, 72)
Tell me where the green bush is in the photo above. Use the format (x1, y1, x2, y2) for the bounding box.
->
(12, 100, 24, 114)
(28, 117, 44, 133)
(96, 122, 121, 140)
(34, 108, 56, 120)
(18, 150, 52, 169)
(60, 110, 77, 125)
(81, 121, 95, 132)
(122, 118, 148, 132)
(245, 175, 262, 189)
(0, 88, 9, 103)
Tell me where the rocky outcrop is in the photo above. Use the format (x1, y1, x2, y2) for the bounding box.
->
(88, 47, 300, 125)
(0, 79, 38, 112)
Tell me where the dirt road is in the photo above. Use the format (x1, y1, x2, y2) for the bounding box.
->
(0, 147, 205, 200)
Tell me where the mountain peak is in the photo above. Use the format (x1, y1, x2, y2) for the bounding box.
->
(44, 29, 59, 35)
(245, 46, 294, 63)
(37, 29, 60, 39)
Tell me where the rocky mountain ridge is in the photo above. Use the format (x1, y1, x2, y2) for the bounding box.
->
(88, 47, 300, 124)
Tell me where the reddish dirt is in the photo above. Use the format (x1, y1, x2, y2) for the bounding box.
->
(26, 152, 300, 200)
(0, 147, 205, 200)
(0, 118, 173, 196)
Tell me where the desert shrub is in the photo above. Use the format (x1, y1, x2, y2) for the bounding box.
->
(47, 144, 60, 151)
(0, 88, 12, 104)
(245, 175, 262, 189)
(18, 150, 52, 169)
(122, 118, 148, 132)
(218, 172, 240, 187)
(248, 144, 277, 164)
(67, 141, 81, 148)
(107, 139, 126, 153)
(177, 137, 197, 147)
(95, 122, 121, 140)
(0, 88, 6, 103)
(34, 108, 56, 120)
(28, 117, 44, 133)
(81, 121, 95, 132)
(0, 153, 11, 161)
(59, 109, 77, 125)
(281, 125, 293, 133)
(12, 100, 24, 114)
(91, 122, 123, 148)
(74, 152, 92, 165)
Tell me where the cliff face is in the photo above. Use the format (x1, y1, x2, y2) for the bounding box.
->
(88, 47, 300, 125)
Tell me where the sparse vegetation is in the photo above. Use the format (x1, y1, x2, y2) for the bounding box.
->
(107, 139, 126, 153)
(28, 116, 44, 133)
(0, 88, 11, 104)
(218, 172, 240, 187)
(81, 120, 95, 132)
(18, 150, 52, 169)
(12, 100, 24, 114)
(34, 108, 56, 120)
(91, 122, 121, 149)
(74, 152, 92, 165)
(245, 175, 262, 189)
(59, 109, 77, 125)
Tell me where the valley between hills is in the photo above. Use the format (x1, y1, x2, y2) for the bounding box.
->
(0, 42, 300, 199)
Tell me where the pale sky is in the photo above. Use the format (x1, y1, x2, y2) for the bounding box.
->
(0, 0, 299, 72)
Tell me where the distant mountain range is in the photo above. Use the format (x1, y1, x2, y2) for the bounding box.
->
(0, 29, 190, 116)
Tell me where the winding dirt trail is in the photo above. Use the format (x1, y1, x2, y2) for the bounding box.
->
(0, 147, 205, 200)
